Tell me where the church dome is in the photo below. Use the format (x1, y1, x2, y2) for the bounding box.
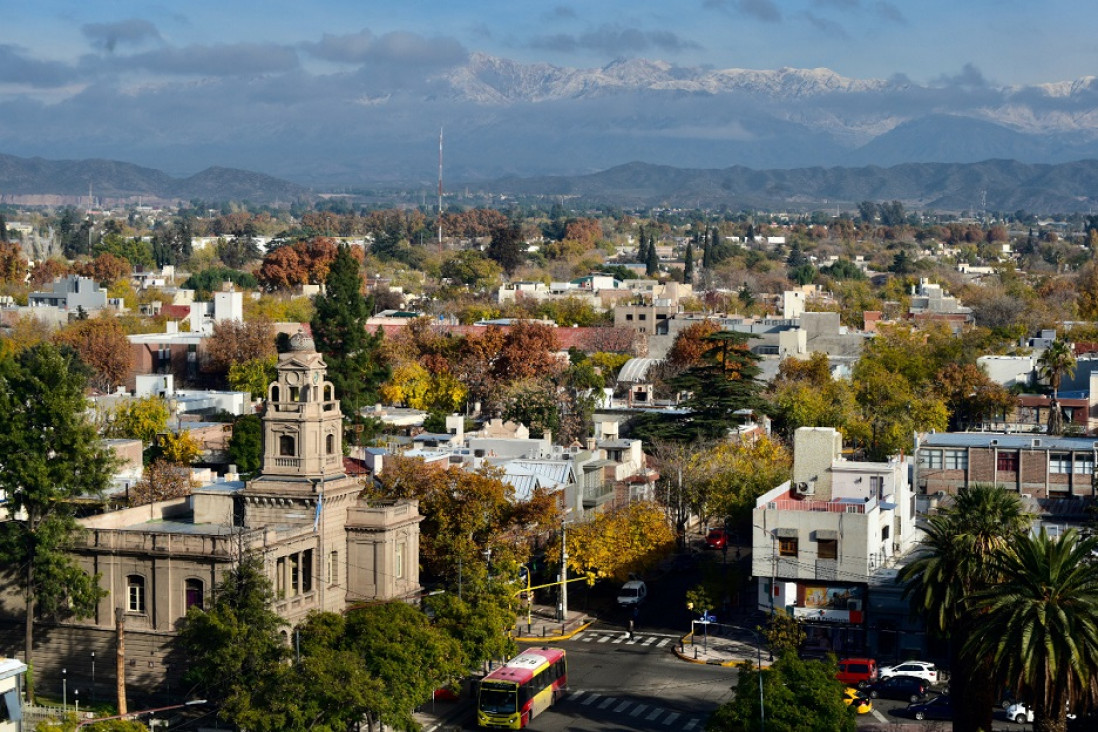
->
(289, 329, 316, 352)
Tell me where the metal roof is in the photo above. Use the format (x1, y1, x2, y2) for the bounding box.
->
(919, 433, 1098, 450)
(616, 358, 664, 384)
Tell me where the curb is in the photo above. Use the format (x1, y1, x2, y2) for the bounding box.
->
(515, 620, 593, 643)
(673, 632, 762, 668)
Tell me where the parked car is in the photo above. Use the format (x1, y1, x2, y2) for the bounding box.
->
(835, 658, 878, 689)
(842, 687, 872, 715)
(705, 528, 729, 550)
(906, 694, 953, 721)
(617, 580, 648, 607)
(865, 675, 929, 703)
(878, 660, 940, 685)
(1006, 702, 1077, 724)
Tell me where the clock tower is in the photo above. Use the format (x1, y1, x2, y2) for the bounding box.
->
(260, 330, 344, 480)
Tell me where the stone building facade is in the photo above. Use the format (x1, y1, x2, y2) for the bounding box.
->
(0, 332, 422, 703)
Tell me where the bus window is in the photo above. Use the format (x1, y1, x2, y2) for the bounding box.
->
(479, 684, 516, 715)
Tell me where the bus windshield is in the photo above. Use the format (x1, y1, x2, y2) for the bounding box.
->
(479, 683, 517, 715)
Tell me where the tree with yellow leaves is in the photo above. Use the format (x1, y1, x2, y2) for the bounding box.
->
(157, 430, 203, 465)
(686, 435, 792, 527)
(551, 501, 675, 582)
(108, 395, 170, 445)
(379, 361, 468, 413)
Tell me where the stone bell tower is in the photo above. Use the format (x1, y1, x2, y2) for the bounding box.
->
(261, 330, 344, 480)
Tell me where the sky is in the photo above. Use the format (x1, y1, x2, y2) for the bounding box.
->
(3, 0, 1093, 99)
(1, 1, 1095, 182)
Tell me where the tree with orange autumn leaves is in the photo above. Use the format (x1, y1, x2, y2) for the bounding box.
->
(53, 316, 133, 392)
(373, 456, 560, 579)
(256, 237, 343, 291)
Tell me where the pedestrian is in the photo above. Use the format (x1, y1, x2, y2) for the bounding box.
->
(628, 618, 635, 640)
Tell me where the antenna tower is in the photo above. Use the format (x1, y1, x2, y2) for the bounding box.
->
(438, 127, 443, 255)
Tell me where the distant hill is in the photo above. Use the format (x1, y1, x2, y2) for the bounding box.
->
(0, 154, 311, 205)
(485, 159, 1098, 212)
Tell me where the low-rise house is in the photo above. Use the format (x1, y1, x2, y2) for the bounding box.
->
(28, 276, 107, 311)
(751, 427, 916, 656)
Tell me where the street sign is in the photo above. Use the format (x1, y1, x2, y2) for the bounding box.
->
(699, 612, 716, 624)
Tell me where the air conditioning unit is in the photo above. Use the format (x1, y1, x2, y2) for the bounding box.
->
(793, 481, 814, 496)
(1032, 438, 1042, 448)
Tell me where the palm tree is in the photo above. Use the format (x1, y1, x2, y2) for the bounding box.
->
(899, 484, 1032, 732)
(1037, 339, 1076, 435)
(966, 528, 1098, 732)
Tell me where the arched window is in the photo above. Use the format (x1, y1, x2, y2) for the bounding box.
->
(279, 435, 295, 456)
(324, 385, 333, 401)
(127, 575, 146, 614)
(184, 579, 204, 610)
(271, 385, 280, 402)
(326, 433, 335, 455)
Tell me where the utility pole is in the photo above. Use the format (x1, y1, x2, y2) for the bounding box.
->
(115, 608, 127, 716)
(559, 523, 568, 622)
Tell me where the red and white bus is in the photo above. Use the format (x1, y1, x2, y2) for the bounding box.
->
(476, 647, 567, 729)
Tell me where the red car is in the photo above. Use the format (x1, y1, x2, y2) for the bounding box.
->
(705, 528, 729, 550)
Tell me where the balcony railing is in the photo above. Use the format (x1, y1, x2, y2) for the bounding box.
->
(764, 499, 872, 514)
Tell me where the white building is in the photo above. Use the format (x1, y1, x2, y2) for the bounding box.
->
(751, 427, 916, 656)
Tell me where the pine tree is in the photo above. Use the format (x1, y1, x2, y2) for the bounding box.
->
(311, 244, 388, 418)
(0, 344, 114, 698)
(683, 241, 694, 283)
(637, 229, 648, 264)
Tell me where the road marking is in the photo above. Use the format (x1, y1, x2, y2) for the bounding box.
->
(614, 701, 632, 713)
(656, 638, 671, 647)
(642, 636, 657, 645)
(598, 697, 616, 710)
(597, 635, 612, 643)
(578, 634, 594, 642)
(683, 719, 698, 730)
(612, 635, 627, 644)
(581, 693, 600, 706)
(664, 712, 680, 725)
(871, 709, 888, 723)
(630, 704, 648, 717)
(646, 708, 665, 721)
(626, 636, 641, 644)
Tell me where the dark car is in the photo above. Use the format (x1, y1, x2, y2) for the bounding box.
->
(865, 675, 929, 703)
(705, 528, 729, 550)
(906, 694, 953, 721)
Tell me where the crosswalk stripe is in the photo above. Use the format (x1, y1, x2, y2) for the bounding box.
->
(664, 712, 680, 725)
(656, 638, 671, 647)
(642, 636, 657, 645)
(611, 635, 626, 644)
(579, 634, 594, 642)
(683, 718, 698, 731)
(646, 708, 665, 721)
(614, 701, 631, 713)
(630, 704, 648, 717)
(582, 693, 600, 706)
(598, 697, 616, 710)
(626, 636, 641, 644)
(597, 635, 612, 643)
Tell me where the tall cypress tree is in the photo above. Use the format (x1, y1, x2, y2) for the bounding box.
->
(645, 235, 659, 276)
(683, 241, 694, 283)
(311, 244, 387, 418)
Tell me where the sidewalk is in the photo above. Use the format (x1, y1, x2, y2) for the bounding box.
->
(673, 624, 773, 668)
(513, 603, 591, 643)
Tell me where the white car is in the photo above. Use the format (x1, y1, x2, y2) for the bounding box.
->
(878, 661, 939, 685)
(617, 580, 647, 607)
(1005, 703, 1034, 724)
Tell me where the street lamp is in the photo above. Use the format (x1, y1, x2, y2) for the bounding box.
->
(90, 652, 95, 705)
(745, 627, 766, 732)
(62, 668, 67, 712)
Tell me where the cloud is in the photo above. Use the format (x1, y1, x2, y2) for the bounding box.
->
(530, 24, 701, 55)
(813, 0, 860, 9)
(82, 19, 161, 52)
(0, 44, 77, 87)
(112, 43, 299, 77)
(873, 1, 906, 24)
(702, 0, 782, 22)
(545, 6, 578, 20)
(302, 29, 467, 68)
(935, 63, 990, 89)
(802, 12, 849, 37)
